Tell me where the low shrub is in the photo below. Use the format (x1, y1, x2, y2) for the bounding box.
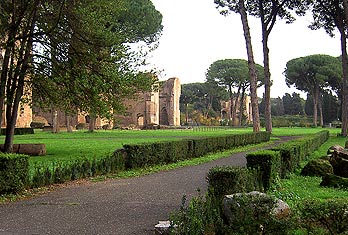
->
(0, 128, 34, 135)
(75, 123, 87, 130)
(207, 166, 263, 201)
(297, 198, 348, 234)
(222, 193, 292, 235)
(246, 150, 281, 191)
(29, 151, 125, 188)
(0, 153, 29, 194)
(124, 132, 271, 169)
(169, 193, 224, 235)
(30, 122, 45, 129)
(301, 159, 333, 177)
(245, 131, 329, 192)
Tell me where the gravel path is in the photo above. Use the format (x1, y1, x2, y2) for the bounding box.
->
(0, 136, 294, 235)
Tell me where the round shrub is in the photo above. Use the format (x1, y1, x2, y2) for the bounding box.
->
(300, 159, 333, 177)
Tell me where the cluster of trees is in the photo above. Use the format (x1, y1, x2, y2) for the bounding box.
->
(0, 0, 163, 151)
(181, 54, 343, 128)
(213, 0, 348, 136)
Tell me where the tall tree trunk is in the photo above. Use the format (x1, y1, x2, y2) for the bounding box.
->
(4, 4, 37, 152)
(0, 28, 17, 130)
(89, 115, 96, 132)
(66, 114, 73, 132)
(239, 0, 260, 132)
(313, 86, 319, 127)
(185, 103, 188, 125)
(232, 86, 241, 126)
(52, 110, 59, 133)
(262, 28, 272, 133)
(318, 93, 324, 127)
(228, 85, 233, 124)
(239, 87, 246, 126)
(340, 28, 348, 136)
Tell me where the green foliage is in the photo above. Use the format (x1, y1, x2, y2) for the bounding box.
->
(320, 173, 348, 189)
(223, 194, 292, 235)
(207, 166, 263, 201)
(274, 130, 329, 178)
(246, 150, 281, 191)
(301, 159, 333, 177)
(268, 115, 312, 128)
(30, 151, 125, 188)
(284, 55, 341, 95)
(123, 132, 271, 169)
(180, 82, 227, 121)
(282, 93, 305, 116)
(0, 128, 34, 135)
(0, 153, 29, 194)
(169, 193, 224, 235)
(30, 122, 45, 129)
(297, 198, 348, 234)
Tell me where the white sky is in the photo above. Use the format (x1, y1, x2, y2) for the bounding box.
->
(147, 0, 342, 98)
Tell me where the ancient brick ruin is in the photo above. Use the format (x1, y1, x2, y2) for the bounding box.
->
(114, 77, 181, 128)
(29, 77, 181, 129)
(220, 96, 252, 125)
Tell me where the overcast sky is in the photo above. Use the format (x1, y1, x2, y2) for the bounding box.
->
(147, 0, 342, 98)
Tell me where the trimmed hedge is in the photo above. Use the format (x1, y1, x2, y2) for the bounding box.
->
(207, 166, 263, 201)
(0, 153, 29, 194)
(1, 128, 34, 135)
(30, 150, 126, 188)
(272, 130, 329, 178)
(245, 130, 329, 191)
(246, 150, 281, 191)
(124, 132, 271, 169)
(1, 132, 270, 192)
(207, 131, 329, 196)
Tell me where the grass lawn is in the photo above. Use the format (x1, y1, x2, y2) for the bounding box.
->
(0, 127, 339, 165)
(0, 128, 255, 165)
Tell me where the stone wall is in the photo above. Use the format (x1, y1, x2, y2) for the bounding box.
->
(220, 96, 252, 125)
(159, 77, 181, 126)
(115, 77, 181, 128)
(32, 77, 181, 129)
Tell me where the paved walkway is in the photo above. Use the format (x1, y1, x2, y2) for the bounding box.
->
(0, 137, 293, 235)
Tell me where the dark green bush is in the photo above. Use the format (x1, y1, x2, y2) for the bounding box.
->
(169, 193, 224, 235)
(298, 198, 348, 234)
(0, 153, 29, 193)
(301, 159, 333, 177)
(1, 128, 34, 135)
(222, 193, 292, 235)
(320, 173, 348, 189)
(207, 166, 263, 201)
(246, 150, 281, 191)
(75, 123, 87, 130)
(30, 122, 45, 129)
(124, 132, 271, 169)
(273, 130, 329, 178)
(30, 152, 125, 188)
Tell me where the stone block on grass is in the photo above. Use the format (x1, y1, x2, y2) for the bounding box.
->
(0, 144, 46, 156)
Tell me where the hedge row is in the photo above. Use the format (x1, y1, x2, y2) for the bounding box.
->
(0, 153, 29, 194)
(1, 128, 34, 135)
(123, 132, 271, 169)
(247, 130, 329, 191)
(208, 130, 329, 198)
(29, 151, 126, 188)
(0, 132, 270, 193)
(207, 166, 263, 201)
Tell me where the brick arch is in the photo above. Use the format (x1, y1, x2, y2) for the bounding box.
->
(160, 107, 169, 125)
